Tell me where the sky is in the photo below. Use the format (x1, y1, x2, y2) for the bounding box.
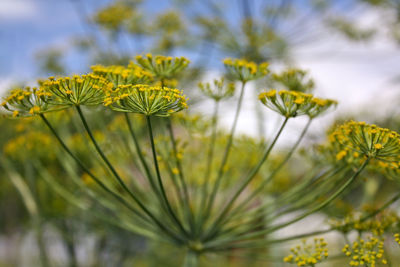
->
(1, 0, 400, 140)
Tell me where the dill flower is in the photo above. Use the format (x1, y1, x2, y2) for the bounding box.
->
(395, 233, 400, 245)
(330, 121, 400, 161)
(93, 2, 133, 31)
(258, 89, 313, 118)
(329, 209, 399, 236)
(198, 78, 235, 101)
(306, 98, 338, 118)
(41, 74, 113, 106)
(104, 84, 188, 116)
(342, 236, 387, 266)
(135, 54, 190, 79)
(1, 87, 60, 117)
(223, 58, 269, 82)
(283, 238, 328, 266)
(271, 68, 315, 92)
(90, 64, 153, 87)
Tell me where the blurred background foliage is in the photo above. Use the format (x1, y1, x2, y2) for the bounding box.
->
(1, 0, 400, 266)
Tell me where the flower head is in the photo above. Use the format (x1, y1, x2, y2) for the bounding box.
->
(283, 238, 328, 266)
(271, 68, 315, 92)
(135, 54, 190, 79)
(1, 87, 61, 117)
(342, 236, 387, 266)
(41, 74, 113, 106)
(307, 97, 338, 118)
(198, 78, 235, 101)
(223, 58, 269, 82)
(330, 121, 400, 161)
(90, 64, 153, 87)
(104, 84, 188, 116)
(258, 90, 313, 118)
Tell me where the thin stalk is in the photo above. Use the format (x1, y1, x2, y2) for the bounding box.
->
(76, 106, 136, 200)
(195, 100, 220, 236)
(146, 115, 189, 238)
(223, 118, 312, 225)
(166, 118, 195, 233)
(208, 158, 370, 246)
(203, 117, 289, 241)
(183, 250, 198, 267)
(72, 108, 182, 241)
(203, 81, 246, 225)
(206, 190, 400, 251)
(124, 113, 160, 195)
(40, 114, 147, 220)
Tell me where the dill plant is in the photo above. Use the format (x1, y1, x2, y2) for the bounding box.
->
(2, 55, 400, 267)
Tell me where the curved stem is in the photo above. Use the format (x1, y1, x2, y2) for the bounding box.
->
(196, 100, 220, 236)
(166, 118, 195, 233)
(203, 81, 246, 225)
(208, 158, 370, 246)
(74, 107, 181, 241)
(182, 250, 198, 267)
(124, 113, 159, 195)
(203, 117, 289, 241)
(146, 115, 189, 238)
(231, 118, 312, 218)
(207, 190, 400, 251)
(40, 114, 147, 220)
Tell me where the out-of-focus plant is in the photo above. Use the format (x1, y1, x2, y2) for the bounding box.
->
(3, 53, 400, 267)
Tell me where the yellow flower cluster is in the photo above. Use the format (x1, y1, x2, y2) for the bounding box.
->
(329, 210, 399, 236)
(223, 58, 269, 82)
(342, 236, 387, 266)
(258, 89, 337, 118)
(198, 78, 235, 101)
(395, 233, 400, 245)
(283, 238, 328, 266)
(271, 68, 315, 93)
(135, 54, 190, 79)
(90, 64, 153, 87)
(1, 87, 55, 117)
(93, 2, 133, 31)
(4, 131, 54, 160)
(41, 74, 113, 106)
(330, 121, 400, 162)
(104, 84, 188, 116)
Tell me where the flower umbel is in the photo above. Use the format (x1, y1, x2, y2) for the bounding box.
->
(90, 64, 153, 87)
(342, 236, 387, 266)
(330, 121, 400, 160)
(258, 89, 313, 118)
(135, 54, 190, 79)
(271, 68, 315, 92)
(41, 74, 113, 106)
(198, 78, 235, 101)
(223, 58, 269, 82)
(1, 87, 60, 117)
(104, 84, 188, 116)
(283, 238, 328, 266)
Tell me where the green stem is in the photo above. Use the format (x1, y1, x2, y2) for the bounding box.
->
(146, 115, 189, 238)
(206, 158, 370, 247)
(124, 113, 159, 195)
(76, 106, 135, 199)
(203, 81, 246, 226)
(73, 108, 181, 241)
(207, 191, 400, 251)
(203, 117, 289, 241)
(40, 114, 147, 220)
(183, 250, 198, 267)
(222, 118, 311, 226)
(196, 101, 220, 236)
(166, 118, 194, 233)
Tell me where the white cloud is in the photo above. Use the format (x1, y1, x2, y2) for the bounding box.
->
(0, 0, 37, 20)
